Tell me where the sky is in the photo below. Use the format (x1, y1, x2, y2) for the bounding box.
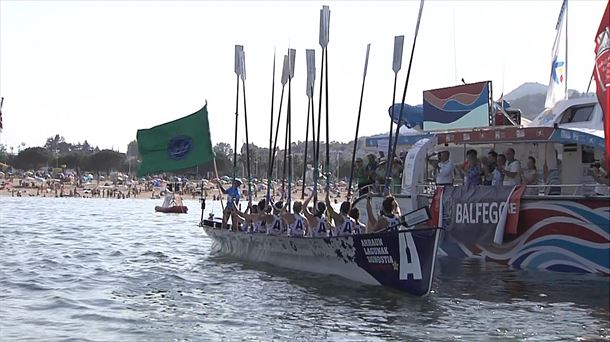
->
(0, 0, 606, 153)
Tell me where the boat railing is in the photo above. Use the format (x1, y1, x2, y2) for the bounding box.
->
(414, 183, 610, 199)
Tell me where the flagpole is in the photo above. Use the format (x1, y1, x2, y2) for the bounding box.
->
(347, 44, 371, 199)
(266, 50, 276, 202)
(384, 36, 405, 195)
(389, 0, 425, 188)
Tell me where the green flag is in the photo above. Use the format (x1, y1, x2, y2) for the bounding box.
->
(136, 105, 215, 176)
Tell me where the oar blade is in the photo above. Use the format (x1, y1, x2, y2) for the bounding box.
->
(306, 49, 316, 98)
(240, 48, 247, 81)
(392, 36, 404, 73)
(281, 54, 289, 85)
(319, 5, 330, 48)
(363, 43, 371, 78)
(234, 45, 244, 76)
(288, 48, 296, 80)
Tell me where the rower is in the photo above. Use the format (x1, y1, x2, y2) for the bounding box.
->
(281, 201, 307, 237)
(325, 191, 354, 237)
(303, 192, 330, 237)
(366, 193, 402, 233)
(348, 208, 366, 235)
(259, 201, 284, 235)
(232, 199, 266, 233)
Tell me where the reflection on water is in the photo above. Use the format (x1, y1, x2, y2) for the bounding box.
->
(0, 197, 608, 341)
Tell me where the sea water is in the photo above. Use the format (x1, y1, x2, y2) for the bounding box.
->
(0, 197, 608, 341)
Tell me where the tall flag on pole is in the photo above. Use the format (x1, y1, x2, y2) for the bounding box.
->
(544, 0, 568, 109)
(594, 1, 610, 171)
(136, 105, 215, 176)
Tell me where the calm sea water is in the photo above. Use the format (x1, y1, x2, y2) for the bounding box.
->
(0, 197, 608, 341)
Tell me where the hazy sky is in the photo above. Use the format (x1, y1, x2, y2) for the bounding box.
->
(0, 0, 606, 152)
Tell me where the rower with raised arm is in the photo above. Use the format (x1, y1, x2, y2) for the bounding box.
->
(233, 198, 267, 233)
(303, 191, 330, 237)
(366, 193, 402, 233)
(281, 200, 307, 237)
(258, 201, 284, 235)
(325, 190, 354, 237)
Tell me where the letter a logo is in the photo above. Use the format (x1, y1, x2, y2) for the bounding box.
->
(398, 232, 422, 280)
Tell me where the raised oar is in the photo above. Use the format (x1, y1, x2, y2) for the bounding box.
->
(389, 0, 425, 189)
(347, 44, 371, 199)
(240, 48, 253, 203)
(384, 35, 404, 195)
(287, 48, 296, 210)
(232, 45, 243, 183)
(314, 5, 330, 203)
(269, 55, 290, 200)
(266, 50, 277, 202)
(302, 49, 316, 199)
(322, 6, 331, 191)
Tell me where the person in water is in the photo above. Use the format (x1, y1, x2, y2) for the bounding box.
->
(325, 190, 354, 237)
(303, 191, 331, 237)
(366, 193, 402, 233)
(281, 200, 307, 237)
(214, 178, 242, 230)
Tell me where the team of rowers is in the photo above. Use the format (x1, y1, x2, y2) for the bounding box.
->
(214, 179, 403, 237)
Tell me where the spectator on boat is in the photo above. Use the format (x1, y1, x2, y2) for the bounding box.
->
(365, 154, 378, 189)
(325, 191, 354, 237)
(492, 154, 506, 186)
(391, 157, 403, 193)
(502, 148, 522, 186)
(366, 193, 402, 233)
(281, 200, 307, 237)
(459, 149, 481, 187)
(433, 150, 454, 186)
(592, 156, 609, 195)
(303, 192, 330, 237)
(354, 158, 371, 196)
(523, 156, 539, 195)
(482, 151, 498, 185)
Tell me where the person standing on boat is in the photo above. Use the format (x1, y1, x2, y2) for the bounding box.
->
(458, 149, 481, 187)
(492, 154, 506, 186)
(281, 201, 307, 237)
(325, 191, 354, 237)
(591, 156, 609, 195)
(303, 192, 330, 237)
(365, 193, 402, 233)
(434, 150, 454, 186)
(482, 151, 498, 185)
(214, 178, 242, 229)
(348, 208, 366, 235)
(523, 156, 539, 195)
(502, 148, 522, 186)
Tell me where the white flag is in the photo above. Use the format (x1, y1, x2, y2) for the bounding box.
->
(544, 0, 567, 109)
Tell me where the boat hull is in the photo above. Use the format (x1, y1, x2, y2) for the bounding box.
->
(155, 206, 188, 214)
(202, 221, 441, 296)
(359, 195, 610, 275)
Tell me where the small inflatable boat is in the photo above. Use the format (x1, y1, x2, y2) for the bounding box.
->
(155, 205, 188, 214)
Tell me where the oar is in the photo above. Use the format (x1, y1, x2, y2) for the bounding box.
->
(384, 35, 404, 195)
(389, 0, 425, 182)
(232, 45, 243, 184)
(269, 54, 290, 200)
(239, 47, 253, 203)
(266, 50, 277, 202)
(314, 5, 330, 203)
(287, 48, 296, 210)
(302, 49, 316, 199)
(347, 44, 371, 199)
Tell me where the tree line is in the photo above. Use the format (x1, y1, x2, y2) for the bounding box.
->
(0, 134, 366, 180)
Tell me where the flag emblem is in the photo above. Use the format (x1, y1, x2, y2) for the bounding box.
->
(167, 135, 194, 160)
(552, 59, 565, 84)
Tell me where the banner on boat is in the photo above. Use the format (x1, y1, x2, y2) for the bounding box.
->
(593, 1, 610, 171)
(422, 81, 492, 131)
(431, 185, 524, 245)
